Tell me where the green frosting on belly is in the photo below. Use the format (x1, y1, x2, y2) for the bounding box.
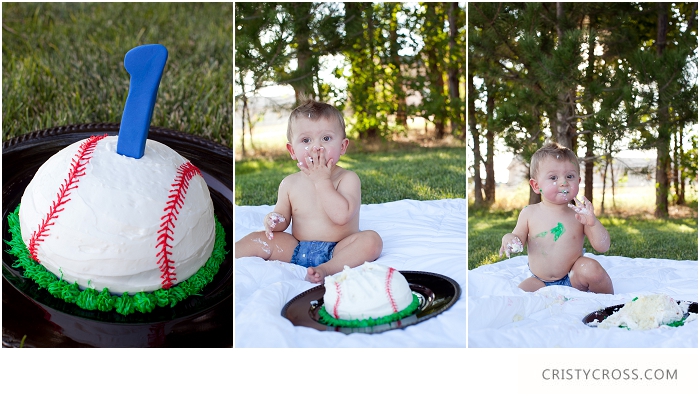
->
(550, 222, 565, 241)
(535, 222, 566, 241)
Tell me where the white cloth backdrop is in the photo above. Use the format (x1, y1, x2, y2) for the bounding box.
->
(469, 254, 698, 347)
(235, 199, 466, 347)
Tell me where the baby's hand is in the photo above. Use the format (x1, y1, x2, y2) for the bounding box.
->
(568, 196, 597, 226)
(297, 146, 333, 181)
(264, 212, 286, 240)
(499, 235, 523, 258)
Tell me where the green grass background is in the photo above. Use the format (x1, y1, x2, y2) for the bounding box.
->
(236, 146, 467, 205)
(2, 2, 232, 147)
(468, 208, 699, 270)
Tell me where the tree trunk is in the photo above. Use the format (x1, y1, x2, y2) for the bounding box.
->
(678, 132, 685, 205)
(610, 154, 616, 210)
(240, 94, 247, 157)
(447, 2, 464, 139)
(389, 4, 407, 127)
(289, 3, 315, 104)
(600, 156, 609, 214)
(529, 109, 543, 205)
(582, 21, 596, 204)
(484, 85, 496, 204)
(655, 2, 670, 218)
(468, 72, 484, 206)
(584, 134, 594, 203)
(554, 3, 577, 150)
(426, 3, 446, 139)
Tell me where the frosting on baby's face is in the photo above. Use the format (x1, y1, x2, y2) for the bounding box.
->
(286, 116, 348, 169)
(530, 157, 580, 204)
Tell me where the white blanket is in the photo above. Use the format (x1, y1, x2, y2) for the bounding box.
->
(469, 255, 698, 347)
(235, 199, 466, 347)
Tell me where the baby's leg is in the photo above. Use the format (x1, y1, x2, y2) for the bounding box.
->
(569, 256, 614, 294)
(306, 230, 383, 283)
(518, 277, 545, 292)
(235, 231, 298, 262)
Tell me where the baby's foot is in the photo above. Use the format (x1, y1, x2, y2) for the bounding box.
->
(305, 266, 327, 284)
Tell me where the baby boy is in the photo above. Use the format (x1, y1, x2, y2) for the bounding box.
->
(235, 99, 382, 283)
(499, 142, 614, 294)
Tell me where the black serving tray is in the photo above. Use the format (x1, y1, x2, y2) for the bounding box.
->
(2, 124, 232, 347)
(281, 271, 460, 334)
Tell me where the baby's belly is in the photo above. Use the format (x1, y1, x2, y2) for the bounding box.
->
(292, 219, 359, 243)
(528, 252, 580, 281)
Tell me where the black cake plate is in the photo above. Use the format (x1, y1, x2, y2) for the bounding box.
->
(2, 124, 232, 347)
(582, 301, 698, 327)
(281, 271, 461, 334)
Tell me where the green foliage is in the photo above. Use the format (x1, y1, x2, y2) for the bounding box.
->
(235, 147, 466, 205)
(469, 2, 697, 214)
(2, 2, 232, 146)
(235, 3, 466, 142)
(235, 2, 346, 104)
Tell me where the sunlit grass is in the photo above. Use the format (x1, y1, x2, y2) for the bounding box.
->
(2, 3, 232, 147)
(468, 185, 699, 269)
(235, 147, 466, 205)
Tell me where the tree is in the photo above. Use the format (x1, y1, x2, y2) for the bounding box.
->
(235, 3, 466, 151)
(447, 2, 466, 139)
(235, 3, 291, 155)
(468, 2, 697, 213)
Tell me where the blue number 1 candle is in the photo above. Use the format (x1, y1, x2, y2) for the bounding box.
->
(117, 44, 168, 159)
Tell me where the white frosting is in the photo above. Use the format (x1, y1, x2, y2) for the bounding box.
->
(508, 240, 523, 254)
(322, 262, 413, 320)
(19, 136, 215, 294)
(599, 294, 686, 330)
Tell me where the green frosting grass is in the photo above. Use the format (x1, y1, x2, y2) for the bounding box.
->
(5, 204, 227, 315)
(318, 293, 421, 328)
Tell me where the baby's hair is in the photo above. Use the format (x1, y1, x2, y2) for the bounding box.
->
(530, 142, 580, 178)
(286, 97, 346, 142)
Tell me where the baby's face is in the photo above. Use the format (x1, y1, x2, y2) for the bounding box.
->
(287, 116, 348, 168)
(531, 157, 580, 204)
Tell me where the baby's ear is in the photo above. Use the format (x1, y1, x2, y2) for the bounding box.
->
(286, 143, 297, 159)
(529, 178, 540, 194)
(339, 138, 350, 155)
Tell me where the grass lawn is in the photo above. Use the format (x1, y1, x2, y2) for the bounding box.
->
(2, 2, 232, 147)
(468, 208, 699, 270)
(236, 146, 466, 205)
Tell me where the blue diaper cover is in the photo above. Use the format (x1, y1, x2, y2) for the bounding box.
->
(529, 266, 572, 287)
(290, 241, 337, 267)
(540, 274, 572, 287)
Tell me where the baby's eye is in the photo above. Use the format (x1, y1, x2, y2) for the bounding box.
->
(549, 176, 557, 180)
(567, 174, 575, 179)
(323, 135, 331, 142)
(301, 138, 310, 143)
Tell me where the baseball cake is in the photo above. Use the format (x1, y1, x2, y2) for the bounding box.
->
(318, 262, 420, 327)
(5, 44, 226, 315)
(596, 294, 697, 330)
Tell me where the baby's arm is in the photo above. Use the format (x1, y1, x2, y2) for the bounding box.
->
(265, 178, 293, 239)
(569, 196, 610, 252)
(302, 147, 361, 225)
(315, 171, 361, 225)
(499, 206, 530, 258)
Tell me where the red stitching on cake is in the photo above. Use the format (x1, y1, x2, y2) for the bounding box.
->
(28, 134, 107, 263)
(156, 161, 202, 289)
(386, 267, 399, 313)
(333, 282, 342, 319)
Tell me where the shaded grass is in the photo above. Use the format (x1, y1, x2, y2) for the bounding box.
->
(2, 3, 232, 147)
(468, 208, 698, 270)
(235, 146, 466, 205)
